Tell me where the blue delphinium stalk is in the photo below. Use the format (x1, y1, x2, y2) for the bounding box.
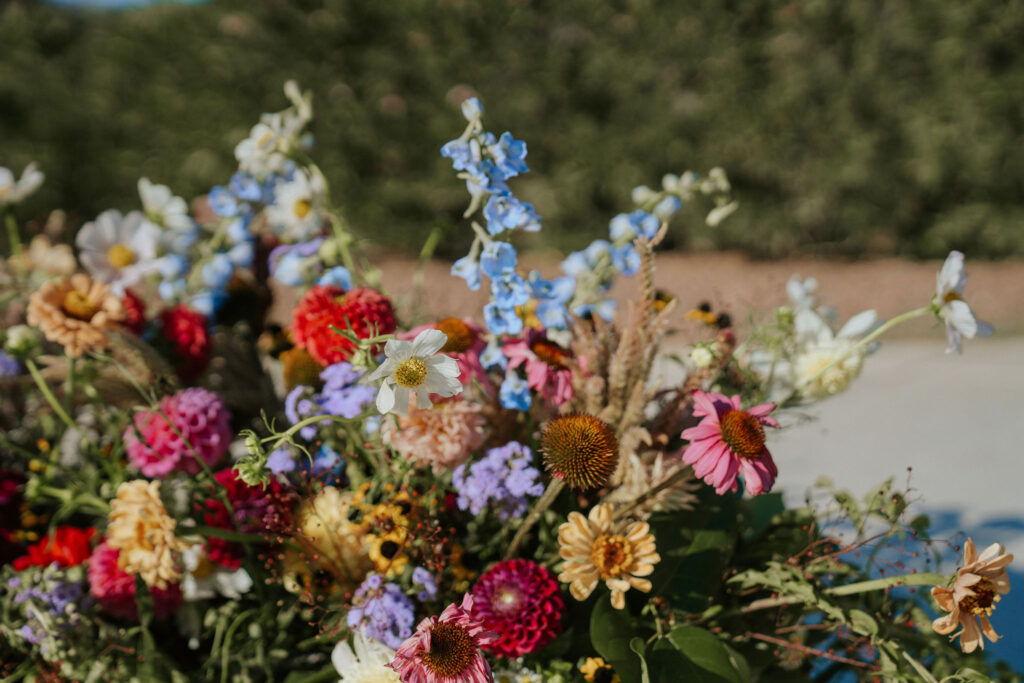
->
(451, 441, 544, 520)
(346, 573, 416, 649)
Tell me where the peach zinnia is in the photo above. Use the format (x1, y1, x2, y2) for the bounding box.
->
(680, 390, 779, 496)
(26, 273, 125, 357)
(557, 503, 660, 609)
(931, 538, 1013, 653)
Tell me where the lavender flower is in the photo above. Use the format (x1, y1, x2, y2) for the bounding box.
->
(412, 566, 438, 602)
(452, 441, 544, 520)
(345, 573, 416, 649)
(285, 362, 375, 441)
(4, 564, 92, 661)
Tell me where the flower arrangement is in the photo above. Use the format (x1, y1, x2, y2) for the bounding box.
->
(0, 82, 1012, 682)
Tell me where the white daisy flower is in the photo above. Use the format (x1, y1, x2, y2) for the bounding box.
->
(367, 329, 462, 416)
(75, 209, 162, 295)
(332, 630, 399, 683)
(181, 545, 253, 602)
(935, 250, 993, 354)
(0, 163, 44, 205)
(265, 169, 326, 241)
(138, 177, 193, 233)
(234, 82, 312, 177)
(793, 308, 878, 398)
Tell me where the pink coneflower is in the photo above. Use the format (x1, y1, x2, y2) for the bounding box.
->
(382, 397, 486, 475)
(470, 559, 564, 658)
(502, 329, 573, 406)
(680, 390, 779, 496)
(388, 593, 497, 683)
(403, 318, 488, 388)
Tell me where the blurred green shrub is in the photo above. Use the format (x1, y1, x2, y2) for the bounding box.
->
(2, 0, 1023, 259)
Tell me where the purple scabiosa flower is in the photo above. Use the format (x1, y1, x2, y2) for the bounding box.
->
(346, 573, 416, 649)
(451, 441, 544, 520)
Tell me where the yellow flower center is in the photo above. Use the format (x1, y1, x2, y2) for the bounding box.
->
(590, 533, 633, 579)
(293, 198, 312, 219)
(958, 577, 1000, 616)
(436, 317, 476, 353)
(719, 409, 766, 459)
(61, 290, 99, 321)
(107, 243, 136, 269)
(419, 622, 476, 677)
(394, 358, 428, 388)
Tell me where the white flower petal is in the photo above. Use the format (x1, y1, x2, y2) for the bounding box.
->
(382, 338, 411, 362)
(837, 309, 878, 339)
(946, 299, 979, 339)
(332, 641, 358, 676)
(426, 354, 460, 378)
(411, 328, 447, 357)
(937, 251, 967, 296)
(415, 390, 433, 410)
(392, 386, 410, 416)
(376, 382, 395, 415)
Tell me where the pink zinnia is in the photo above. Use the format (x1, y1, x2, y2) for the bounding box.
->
(502, 329, 573, 406)
(680, 390, 779, 496)
(403, 318, 489, 389)
(124, 387, 232, 478)
(470, 559, 564, 658)
(87, 542, 183, 620)
(388, 593, 497, 683)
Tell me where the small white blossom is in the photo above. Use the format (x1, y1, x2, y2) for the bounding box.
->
(367, 329, 462, 416)
(0, 163, 44, 205)
(690, 345, 715, 369)
(76, 209, 163, 295)
(181, 545, 253, 602)
(265, 168, 326, 241)
(935, 251, 993, 354)
(138, 177, 194, 236)
(332, 630, 399, 683)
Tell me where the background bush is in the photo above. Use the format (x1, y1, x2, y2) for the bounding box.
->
(2, 0, 1023, 259)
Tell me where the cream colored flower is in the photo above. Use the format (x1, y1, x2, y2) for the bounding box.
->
(557, 503, 660, 609)
(367, 329, 462, 416)
(107, 480, 189, 589)
(289, 486, 371, 591)
(8, 234, 76, 277)
(332, 630, 400, 683)
(0, 163, 44, 205)
(76, 209, 162, 295)
(26, 274, 125, 357)
(138, 178, 193, 233)
(931, 538, 1013, 653)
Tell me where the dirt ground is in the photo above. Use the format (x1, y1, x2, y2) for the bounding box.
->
(358, 251, 1024, 337)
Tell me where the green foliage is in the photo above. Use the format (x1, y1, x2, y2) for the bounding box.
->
(3, 0, 1024, 258)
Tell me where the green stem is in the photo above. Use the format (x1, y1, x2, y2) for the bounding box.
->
(25, 359, 76, 430)
(504, 478, 565, 560)
(64, 355, 76, 417)
(5, 211, 26, 281)
(741, 572, 948, 613)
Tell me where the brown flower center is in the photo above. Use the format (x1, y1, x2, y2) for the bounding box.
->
(436, 317, 475, 353)
(943, 290, 963, 304)
(62, 290, 99, 321)
(394, 358, 428, 388)
(719, 409, 766, 458)
(590, 533, 633, 579)
(530, 338, 572, 368)
(541, 414, 620, 490)
(419, 622, 476, 677)
(958, 577, 1000, 616)
(107, 243, 136, 269)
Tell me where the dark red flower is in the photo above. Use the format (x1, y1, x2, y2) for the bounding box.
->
(200, 469, 288, 569)
(291, 286, 396, 366)
(120, 289, 147, 336)
(471, 559, 564, 658)
(13, 526, 96, 571)
(87, 542, 182, 620)
(0, 469, 25, 532)
(157, 305, 212, 381)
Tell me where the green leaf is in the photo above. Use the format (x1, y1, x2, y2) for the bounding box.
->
(848, 609, 879, 637)
(630, 638, 651, 683)
(590, 597, 641, 683)
(665, 626, 749, 683)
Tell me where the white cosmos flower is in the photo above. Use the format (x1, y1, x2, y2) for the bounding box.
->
(138, 178, 193, 234)
(935, 250, 993, 354)
(786, 275, 819, 312)
(794, 308, 878, 398)
(181, 545, 253, 602)
(0, 163, 44, 205)
(265, 169, 326, 241)
(76, 209, 162, 295)
(234, 82, 312, 177)
(368, 329, 462, 416)
(332, 630, 399, 683)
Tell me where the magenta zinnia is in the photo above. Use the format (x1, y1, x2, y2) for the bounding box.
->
(680, 390, 779, 496)
(470, 559, 564, 658)
(388, 593, 497, 683)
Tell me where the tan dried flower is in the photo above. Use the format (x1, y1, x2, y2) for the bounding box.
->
(557, 503, 660, 609)
(291, 486, 371, 590)
(26, 273, 125, 357)
(106, 480, 188, 589)
(931, 538, 1013, 653)
(9, 233, 77, 276)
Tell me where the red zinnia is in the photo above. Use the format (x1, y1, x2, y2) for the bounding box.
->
(13, 526, 96, 571)
(291, 285, 396, 366)
(470, 559, 564, 658)
(157, 304, 211, 381)
(201, 469, 287, 569)
(120, 289, 147, 335)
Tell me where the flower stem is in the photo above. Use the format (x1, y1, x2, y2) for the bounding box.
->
(5, 211, 26, 281)
(25, 359, 76, 430)
(504, 478, 565, 560)
(740, 571, 948, 613)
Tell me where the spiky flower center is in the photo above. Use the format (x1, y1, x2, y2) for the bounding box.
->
(719, 409, 765, 459)
(107, 243, 136, 269)
(591, 533, 633, 579)
(394, 358, 428, 388)
(542, 414, 619, 490)
(530, 338, 571, 368)
(958, 577, 1000, 616)
(293, 198, 312, 219)
(419, 622, 476, 677)
(62, 291, 99, 321)
(436, 317, 475, 353)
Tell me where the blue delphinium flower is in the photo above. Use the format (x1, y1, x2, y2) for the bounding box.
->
(346, 574, 416, 649)
(207, 186, 239, 217)
(451, 255, 482, 291)
(483, 193, 541, 235)
(480, 242, 517, 278)
(611, 244, 642, 276)
(488, 132, 529, 179)
(451, 441, 544, 520)
(480, 340, 507, 370)
(317, 265, 352, 289)
(498, 371, 531, 410)
(484, 302, 523, 336)
(229, 172, 263, 202)
(609, 209, 660, 242)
